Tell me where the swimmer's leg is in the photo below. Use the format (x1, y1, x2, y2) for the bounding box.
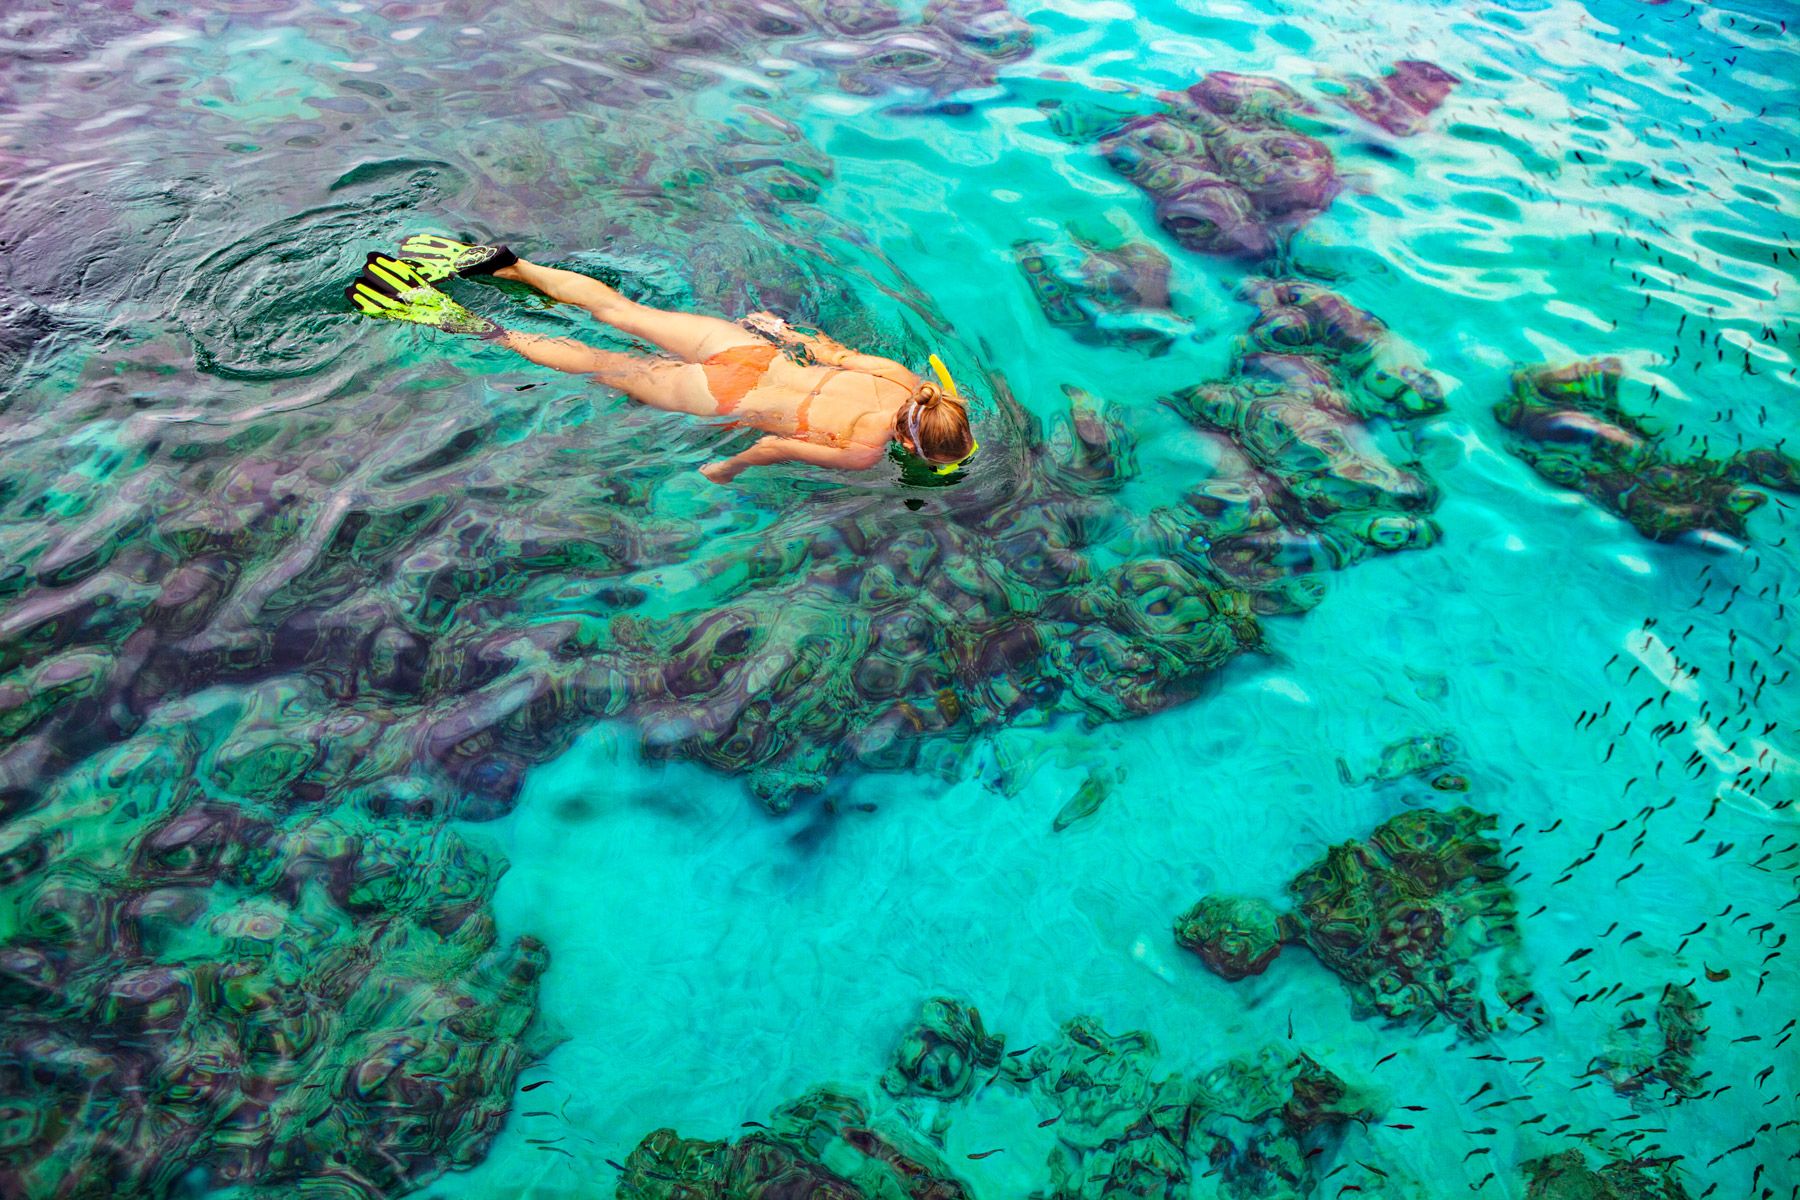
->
(491, 330, 720, 415)
(493, 259, 762, 363)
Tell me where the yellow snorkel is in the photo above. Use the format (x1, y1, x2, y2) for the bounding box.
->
(924, 353, 979, 474)
(927, 353, 959, 397)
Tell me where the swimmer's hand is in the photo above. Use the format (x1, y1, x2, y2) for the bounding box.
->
(699, 460, 739, 485)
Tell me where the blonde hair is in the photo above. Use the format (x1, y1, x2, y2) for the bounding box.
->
(902, 384, 974, 462)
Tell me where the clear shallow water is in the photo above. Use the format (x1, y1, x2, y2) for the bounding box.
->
(1, 1, 1797, 1198)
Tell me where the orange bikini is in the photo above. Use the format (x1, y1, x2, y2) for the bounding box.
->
(703, 344, 869, 444)
(702, 343, 780, 414)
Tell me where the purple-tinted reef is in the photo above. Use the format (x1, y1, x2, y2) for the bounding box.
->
(1014, 233, 1183, 355)
(1095, 74, 1341, 257)
(1326, 59, 1460, 136)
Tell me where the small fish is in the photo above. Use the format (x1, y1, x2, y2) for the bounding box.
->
(1037, 1114, 1061, 1128)
(521, 1080, 553, 1092)
(967, 1148, 1005, 1160)
(1704, 964, 1729, 982)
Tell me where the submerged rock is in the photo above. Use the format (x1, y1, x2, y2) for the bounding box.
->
(882, 998, 1005, 1099)
(0, 687, 553, 1196)
(622, 1003, 1380, 1200)
(1157, 275, 1444, 610)
(1495, 358, 1799, 543)
(1591, 982, 1706, 1102)
(1173, 895, 1292, 981)
(1013, 234, 1183, 355)
(1006, 1016, 1374, 1200)
(1175, 808, 1535, 1038)
(1095, 74, 1339, 257)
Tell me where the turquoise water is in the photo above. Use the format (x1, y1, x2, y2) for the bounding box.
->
(1, 0, 1797, 1197)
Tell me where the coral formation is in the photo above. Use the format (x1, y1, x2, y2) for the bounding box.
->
(1172, 895, 1292, 981)
(0, 3, 1465, 1192)
(617, 1087, 972, 1199)
(990, 1012, 1372, 1199)
(621, 1000, 1376, 1200)
(1495, 358, 1800, 542)
(1153, 276, 1444, 610)
(1326, 60, 1460, 136)
(1521, 1149, 1693, 1200)
(1094, 74, 1341, 257)
(881, 998, 1006, 1100)
(0, 684, 551, 1196)
(1027, 60, 1456, 256)
(1013, 233, 1182, 354)
(1175, 808, 1535, 1037)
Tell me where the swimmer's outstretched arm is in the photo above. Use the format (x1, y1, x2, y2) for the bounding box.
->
(700, 436, 885, 484)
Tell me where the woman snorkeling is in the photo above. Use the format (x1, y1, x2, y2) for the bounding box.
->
(346, 236, 978, 485)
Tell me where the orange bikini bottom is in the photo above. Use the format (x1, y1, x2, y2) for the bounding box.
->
(702, 343, 780, 414)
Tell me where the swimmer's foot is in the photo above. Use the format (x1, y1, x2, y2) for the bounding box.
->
(396, 233, 520, 281)
(346, 253, 500, 335)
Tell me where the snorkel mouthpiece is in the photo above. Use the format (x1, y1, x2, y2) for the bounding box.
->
(922, 353, 979, 474)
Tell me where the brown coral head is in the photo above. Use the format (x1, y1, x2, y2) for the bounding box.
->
(1173, 895, 1288, 980)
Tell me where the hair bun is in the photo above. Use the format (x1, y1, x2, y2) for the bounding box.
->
(915, 383, 942, 407)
